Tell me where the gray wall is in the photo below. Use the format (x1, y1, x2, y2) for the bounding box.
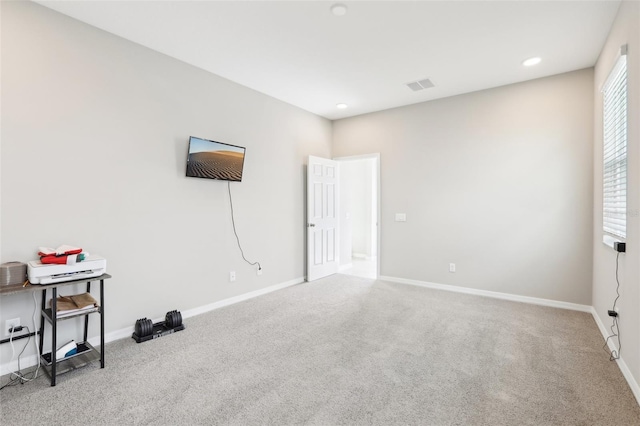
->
(333, 69, 594, 305)
(593, 0, 640, 395)
(0, 1, 331, 365)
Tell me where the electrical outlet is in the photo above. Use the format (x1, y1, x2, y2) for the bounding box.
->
(449, 263, 456, 273)
(6, 318, 20, 335)
(257, 267, 263, 276)
(229, 271, 236, 282)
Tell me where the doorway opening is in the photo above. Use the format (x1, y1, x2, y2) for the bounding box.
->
(335, 154, 380, 279)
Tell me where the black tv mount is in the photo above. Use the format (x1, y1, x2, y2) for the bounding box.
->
(132, 310, 184, 343)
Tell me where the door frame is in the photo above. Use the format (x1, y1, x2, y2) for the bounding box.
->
(334, 153, 381, 279)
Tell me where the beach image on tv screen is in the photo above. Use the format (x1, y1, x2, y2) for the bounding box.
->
(186, 137, 245, 181)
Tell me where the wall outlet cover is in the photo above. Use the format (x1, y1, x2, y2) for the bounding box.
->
(5, 318, 21, 335)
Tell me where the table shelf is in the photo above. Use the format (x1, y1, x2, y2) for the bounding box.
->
(41, 342, 100, 376)
(39, 274, 110, 386)
(2, 274, 110, 386)
(42, 307, 101, 324)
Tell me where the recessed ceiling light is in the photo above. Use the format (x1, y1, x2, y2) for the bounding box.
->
(522, 57, 542, 67)
(331, 4, 348, 16)
(336, 103, 348, 109)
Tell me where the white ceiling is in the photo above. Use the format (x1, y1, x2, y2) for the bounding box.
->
(35, 0, 621, 120)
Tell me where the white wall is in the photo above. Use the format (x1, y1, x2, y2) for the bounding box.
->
(362, 158, 377, 258)
(333, 69, 594, 305)
(0, 1, 331, 367)
(349, 161, 370, 256)
(340, 159, 376, 259)
(339, 163, 355, 267)
(593, 0, 640, 397)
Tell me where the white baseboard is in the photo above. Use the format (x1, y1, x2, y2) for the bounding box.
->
(339, 263, 353, 272)
(379, 275, 592, 312)
(86, 276, 305, 347)
(379, 274, 640, 406)
(1, 277, 305, 376)
(4, 273, 639, 408)
(353, 253, 377, 260)
(591, 306, 640, 406)
(180, 276, 305, 319)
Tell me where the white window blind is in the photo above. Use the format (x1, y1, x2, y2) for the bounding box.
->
(603, 46, 628, 239)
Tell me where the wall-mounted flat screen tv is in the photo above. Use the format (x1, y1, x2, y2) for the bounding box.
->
(186, 136, 246, 182)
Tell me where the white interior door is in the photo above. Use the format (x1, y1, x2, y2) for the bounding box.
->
(307, 156, 340, 281)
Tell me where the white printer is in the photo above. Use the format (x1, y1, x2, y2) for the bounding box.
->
(28, 255, 107, 284)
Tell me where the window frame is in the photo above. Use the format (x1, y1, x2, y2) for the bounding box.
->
(602, 45, 628, 245)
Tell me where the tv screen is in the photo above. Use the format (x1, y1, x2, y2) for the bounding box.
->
(186, 136, 246, 182)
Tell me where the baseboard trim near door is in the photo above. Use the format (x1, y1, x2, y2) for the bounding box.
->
(339, 263, 353, 271)
(379, 275, 592, 312)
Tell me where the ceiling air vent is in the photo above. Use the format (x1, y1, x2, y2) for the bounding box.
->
(406, 78, 434, 92)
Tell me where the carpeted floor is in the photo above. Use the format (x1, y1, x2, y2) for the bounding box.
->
(1, 274, 639, 425)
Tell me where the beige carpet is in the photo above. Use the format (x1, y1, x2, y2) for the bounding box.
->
(1, 274, 639, 425)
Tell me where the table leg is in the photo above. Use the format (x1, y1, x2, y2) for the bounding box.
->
(51, 287, 57, 386)
(39, 290, 46, 358)
(100, 279, 104, 368)
(84, 282, 90, 343)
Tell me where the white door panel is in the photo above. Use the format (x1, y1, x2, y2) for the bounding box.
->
(307, 156, 340, 281)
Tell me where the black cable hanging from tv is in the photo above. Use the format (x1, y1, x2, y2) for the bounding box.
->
(227, 182, 261, 271)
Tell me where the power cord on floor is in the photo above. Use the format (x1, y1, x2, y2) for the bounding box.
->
(227, 181, 261, 271)
(0, 292, 41, 390)
(603, 251, 621, 361)
(1, 326, 35, 390)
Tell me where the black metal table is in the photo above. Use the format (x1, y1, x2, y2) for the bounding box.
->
(1, 273, 110, 386)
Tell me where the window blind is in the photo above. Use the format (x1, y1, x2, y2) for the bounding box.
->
(602, 47, 627, 239)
